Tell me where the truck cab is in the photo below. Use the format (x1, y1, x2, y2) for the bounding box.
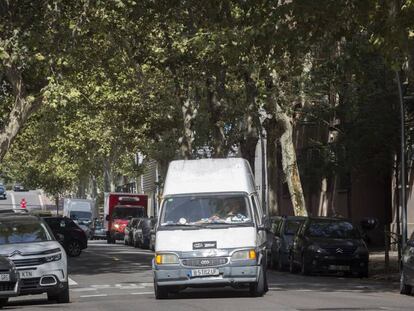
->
(104, 193, 148, 244)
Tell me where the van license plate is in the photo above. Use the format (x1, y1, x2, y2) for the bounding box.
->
(191, 268, 219, 277)
(0, 273, 10, 281)
(19, 271, 33, 279)
(329, 265, 349, 271)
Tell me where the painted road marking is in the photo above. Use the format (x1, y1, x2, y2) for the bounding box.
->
(72, 288, 98, 292)
(69, 278, 78, 286)
(130, 292, 154, 295)
(11, 192, 15, 208)
(80, 294, 108, 298)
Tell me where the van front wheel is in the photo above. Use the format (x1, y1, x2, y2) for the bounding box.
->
(154, 281, 169, 299)
(249, 266, 265, 297)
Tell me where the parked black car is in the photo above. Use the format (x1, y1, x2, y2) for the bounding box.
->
(43, 217, 88, 257)
(270, 216, 306, 270)
(139, 218, 156, 249)
(0, 255, 20, 308)
(400, 231, 414, 295)
(290, 217, 369, 277)
(149, 218, 158, 251)
(124, 218, 140, 246)
(0, 186, 6, 200)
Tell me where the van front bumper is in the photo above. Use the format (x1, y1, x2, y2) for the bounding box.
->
(153, 265, 259, 287)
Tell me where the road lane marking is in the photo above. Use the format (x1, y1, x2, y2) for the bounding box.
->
(11, 192, 15, 208)
(71, 288, 98, 292)
(130, 292, 154, 295)
(69, 278, 78, 286)
(80, 294, 107, 298)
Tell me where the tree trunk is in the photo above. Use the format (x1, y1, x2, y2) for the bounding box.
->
(264, 119, 280, 216)
(206, 74, 226, 158)
(274, 103, 307, 216)
(103, 160, 114, 192)
(0, 63, 43, 162)
(318, 178, 328, 216)
(240, 73, 259, 172)
(180, 96, 196, 159)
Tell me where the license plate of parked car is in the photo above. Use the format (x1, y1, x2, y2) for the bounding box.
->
(0, 273, 10, 281)
(191, 268, 219, 277)
(329, 265, 350, 271)
(19, 271, 33, 278)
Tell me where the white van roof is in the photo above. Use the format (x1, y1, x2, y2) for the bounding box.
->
(163, 158, 257, 196)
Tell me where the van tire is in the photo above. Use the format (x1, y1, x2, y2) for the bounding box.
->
(301, 255, 311, 275)
(249, 266, 265, 297)
(0, 298, 8, 308)
(154, 282, 169, 299)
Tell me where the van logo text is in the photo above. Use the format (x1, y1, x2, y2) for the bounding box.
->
(193, 241, 217, 250)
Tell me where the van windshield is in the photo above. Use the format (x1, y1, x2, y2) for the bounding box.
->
(160, 194, 252, 227)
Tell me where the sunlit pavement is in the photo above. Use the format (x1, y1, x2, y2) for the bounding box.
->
(4, 240, 413, 311)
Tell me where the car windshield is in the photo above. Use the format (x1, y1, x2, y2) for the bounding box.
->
(0, 220, 53, 244)
(307, 220, 360, 239)
(160, 194, 252, 226)
(284, 220, 304, 235)
(70, 211, 91, 221)
(112, 206, 145, 219)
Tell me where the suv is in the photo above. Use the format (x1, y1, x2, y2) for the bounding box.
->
(289, 217, 368, 277)
(400, 231, 414, 295)
(0, 213, 69, 304)
(0, 186, 6, 200)
(0, 255, 20, 308)
(43, 217, 88, 257)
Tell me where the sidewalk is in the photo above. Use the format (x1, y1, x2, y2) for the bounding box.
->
(369, 250, 400, 282)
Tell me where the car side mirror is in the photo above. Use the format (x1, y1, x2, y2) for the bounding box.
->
(407, 239, 414, 247)
(105, 215, 110, 221)
(360, 218, 378, 231)
(56, 233, 65, 242)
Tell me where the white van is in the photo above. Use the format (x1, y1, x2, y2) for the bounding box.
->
(153, 158, 268, 299)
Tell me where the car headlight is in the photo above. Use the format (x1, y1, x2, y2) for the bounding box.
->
(45, 253, 62, 262)
(231, 249, 257, 261)
(308, 244, 326, 253)
(114, 224, 120, 229)
(155, 253, 179, 265)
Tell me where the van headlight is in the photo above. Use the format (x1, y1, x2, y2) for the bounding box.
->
(45, 253, 62, 262)
(231, 249, 256, 261)
(155, 253, 179, 265)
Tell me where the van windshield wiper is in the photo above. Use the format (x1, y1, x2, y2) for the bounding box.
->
(161, 223, 203, 228)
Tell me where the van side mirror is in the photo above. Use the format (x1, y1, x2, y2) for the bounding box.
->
(105, 215, 110, 221)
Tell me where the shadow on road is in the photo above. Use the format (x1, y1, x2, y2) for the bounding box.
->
(68, 240, 153, 276)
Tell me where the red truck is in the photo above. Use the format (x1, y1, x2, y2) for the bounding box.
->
(104, 193, 148, 244)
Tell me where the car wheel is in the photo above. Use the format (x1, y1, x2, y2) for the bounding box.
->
(48, 282, 70, 303)
(400, 270, 412, 295)
(301, 255, 311, 275)
(0, 298, 8, 308)
(154, 280, 169, 299)
(67, 240, 82, 257)
(358, 267, 368, 278)
(249, 264, 266, 297)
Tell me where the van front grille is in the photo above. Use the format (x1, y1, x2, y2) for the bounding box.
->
(181, 257, 228, 267)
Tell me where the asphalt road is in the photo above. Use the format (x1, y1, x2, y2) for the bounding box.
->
(3, 240, 414, 310)
(0, 190, 46, 210)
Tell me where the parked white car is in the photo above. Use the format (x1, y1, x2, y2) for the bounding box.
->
(0, 213, 69, 305)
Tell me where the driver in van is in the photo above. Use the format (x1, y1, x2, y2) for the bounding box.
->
(209, 199, 247, 222)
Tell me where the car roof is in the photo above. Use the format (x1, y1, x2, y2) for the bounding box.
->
(0, 213, 41, 223)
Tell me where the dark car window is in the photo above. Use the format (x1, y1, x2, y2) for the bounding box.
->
(307, 220, 360, 239)
(284, 220, 304, 235)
